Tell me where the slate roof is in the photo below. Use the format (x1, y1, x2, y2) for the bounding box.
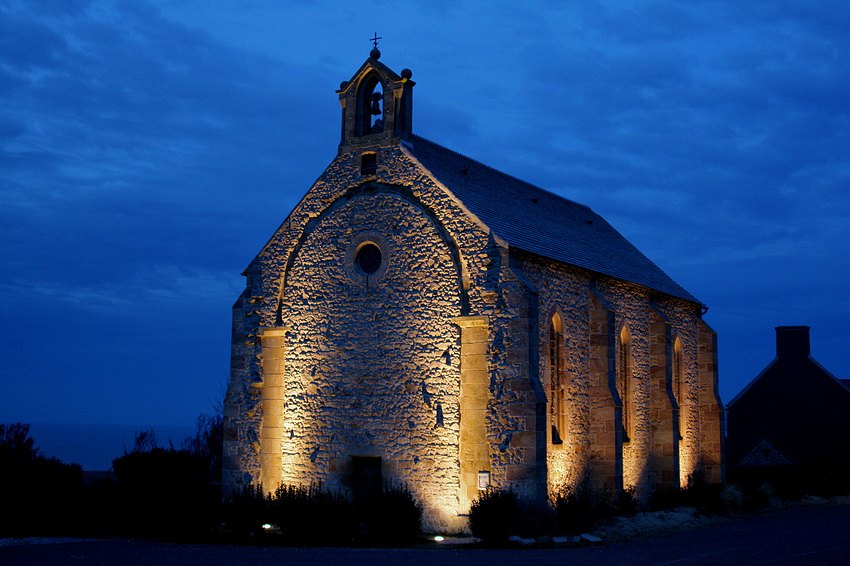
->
(406, 135, 701, 305)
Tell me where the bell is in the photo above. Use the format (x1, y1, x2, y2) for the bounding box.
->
(371, 99, 381, 115)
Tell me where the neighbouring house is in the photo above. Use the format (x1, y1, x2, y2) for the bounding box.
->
(727, 326, 850, 494)
(223, 48, 724, 531)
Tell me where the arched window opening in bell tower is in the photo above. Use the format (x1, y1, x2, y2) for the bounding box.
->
(370, 87, 383, 133)
(618, 325, 631, 444)
(673, 337, 684, 441)
(550, 313, 565, 445)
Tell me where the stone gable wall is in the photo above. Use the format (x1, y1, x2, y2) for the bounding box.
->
(224, 141, 724, 530)
(277, 192, 464, 528)
(224, 144, 542, 531)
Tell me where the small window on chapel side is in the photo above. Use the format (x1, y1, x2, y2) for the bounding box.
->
(674, 337, 684, 441)
(361, 153, 377, 175)
(550, 314, 565, 445)
(619, 326, 631, 444)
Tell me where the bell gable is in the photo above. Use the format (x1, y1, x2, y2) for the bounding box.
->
(336, 51, 414, 152)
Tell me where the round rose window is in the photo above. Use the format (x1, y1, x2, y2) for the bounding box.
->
(356, 243, 382, 275)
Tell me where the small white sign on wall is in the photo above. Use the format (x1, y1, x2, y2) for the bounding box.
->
(477, 470, 490, 490)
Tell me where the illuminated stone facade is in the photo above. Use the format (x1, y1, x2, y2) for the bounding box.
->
(223, 54, 724, 532)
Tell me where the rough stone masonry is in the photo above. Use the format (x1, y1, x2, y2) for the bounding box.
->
(223, 50, 724, 532)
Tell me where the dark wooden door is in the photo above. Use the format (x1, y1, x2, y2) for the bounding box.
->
(351, 456, 382, 509)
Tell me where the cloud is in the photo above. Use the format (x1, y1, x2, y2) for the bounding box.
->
(0, 1, 334, 299)
(2, 0, 848, 425)
(3, 265, 242, 314)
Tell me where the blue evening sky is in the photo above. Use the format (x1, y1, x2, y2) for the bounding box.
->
(2, 1, 848, 460)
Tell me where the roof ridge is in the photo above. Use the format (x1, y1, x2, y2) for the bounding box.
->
(406, 134, 700, 305)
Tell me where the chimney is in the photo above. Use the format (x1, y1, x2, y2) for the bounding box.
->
(775, 326, 810, 359)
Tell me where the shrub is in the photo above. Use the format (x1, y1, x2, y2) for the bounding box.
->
(360, 483, 423, 543)
(469, 488, 520, 542)
(268, 483, 356, 545)
(1, 419, 227, 540)
(679, 468, 732, 515)
(111, 444, 220, 538)
(223, 482, 424, 546)
(0, 423, 84, 537)
(650, 485, 688, 510)
(741, 482, 775, 511)
(617, 486, 638, 515)
(513, 497, 557, 538)
(719, 484, 743, 513)
(223, 483, 273, 540)
(553, 475, 617, 534)
(469, 488, 557, 542)
(181, 413, 223, 485)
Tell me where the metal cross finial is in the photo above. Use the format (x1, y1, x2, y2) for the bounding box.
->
(370, 33, 382, 49)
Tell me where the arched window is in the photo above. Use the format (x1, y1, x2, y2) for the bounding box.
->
(673, 337, 684, 440)
(356, 74, 384, 137)
(618, 325, 631, 443)
(550, 313, 565, 444)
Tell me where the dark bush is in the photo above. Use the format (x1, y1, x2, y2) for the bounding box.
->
(513, 497, 558, 539)
(1, 417, 226, 540)
(111, 446, 220, 538)
(222, 482, 423, 546)
(77, 473, 121, 536)
(650, 485, 688, 510)
(683, 468, 728, 514)
(469, 488, 520, 542)
(268, 483, 356, 545)
(469, 488, 557, 542)
(728, 463, 850, 501)
(649, 469, 738, 515)
(0, 423, 84, 537)
(181, 413, 223, 485)
(223, 483, 273, 540)
(617, 486, 638, 515)
(360, 483, 423, 543)
(740, 482, 775, 511)
(553, 475, 617, 534)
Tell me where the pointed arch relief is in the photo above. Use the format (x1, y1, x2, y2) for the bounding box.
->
(273, 181, 470, 322)
(618, 324, 632, 444)
(673, 336, 685, 441)
(549, 311, 567, 445)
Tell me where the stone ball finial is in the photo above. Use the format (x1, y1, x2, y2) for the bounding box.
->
(339, 80, 349, 90)
(370, 47, 381, 60)
(401, 68, 412, 79)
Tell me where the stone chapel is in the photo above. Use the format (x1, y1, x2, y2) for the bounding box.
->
(223, 49, 725, 532)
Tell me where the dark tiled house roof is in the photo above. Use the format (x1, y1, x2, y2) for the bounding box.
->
(407, 135, 701, 305)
